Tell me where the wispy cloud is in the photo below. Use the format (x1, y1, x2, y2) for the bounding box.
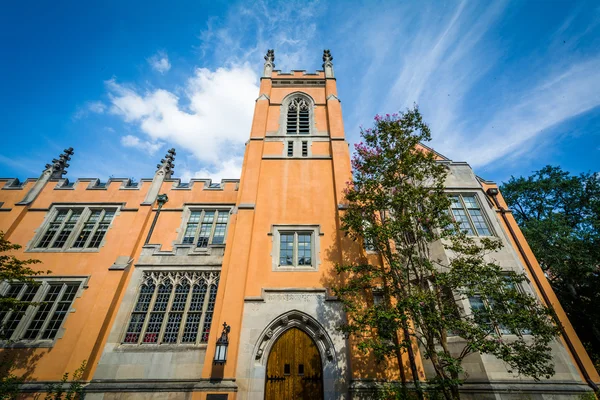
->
(147, 51, 171, 74)
(120, 135, 164, 155)
(73, 100, 107, 120)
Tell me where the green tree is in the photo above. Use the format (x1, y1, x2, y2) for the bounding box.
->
(44, 361, 87, 400)
(500, 166, 600, 365)
(0, 231, 49, 398)
(333, 107, 560, 400)
(0, 231, 48, 339)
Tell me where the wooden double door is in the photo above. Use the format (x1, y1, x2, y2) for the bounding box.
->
(265, 328, 324, 400)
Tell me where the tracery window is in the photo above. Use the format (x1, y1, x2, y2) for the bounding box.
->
(181, 209, 230, 248)
(286, 97, 310, 135)
(34, 207, 116, 250)
(123, 271, 219, 345)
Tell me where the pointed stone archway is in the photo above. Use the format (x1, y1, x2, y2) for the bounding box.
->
(265, 327, 324, 400)
(237, 291, 349, 399)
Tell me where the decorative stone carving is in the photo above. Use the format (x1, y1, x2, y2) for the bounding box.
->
(254, 310, 336, 364)
(322, 49, 334, 78)
(263, 49, 275, 77)
(44, 147, 74, 179)
(156, 148, 176, 179)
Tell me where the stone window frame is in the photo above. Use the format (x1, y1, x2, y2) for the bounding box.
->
(276, 92, 317, 136)
(269, 225, 322, 272)
(447, 192, 495, 237)
(28, 205, 120, 253)
(175, 206, 233, 251)
(0, 276, 88, 348)
(120, 270, 219, 346)
(464, 279, 533, 338)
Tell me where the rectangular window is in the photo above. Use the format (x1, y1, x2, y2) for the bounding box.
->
(449, 195, 492, 236)
(467, 280, 528, 336)
(301, 141, 308, 157)
(287, 141, 294, 157)
(181, 209, 230, 248)
(0, 281, 81, 342)
(123, 271, 219, 345)
(278, 232, 313, 267)
(35, 207, 116, 250)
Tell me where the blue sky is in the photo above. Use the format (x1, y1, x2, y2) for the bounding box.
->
(1, 0, 599, 184)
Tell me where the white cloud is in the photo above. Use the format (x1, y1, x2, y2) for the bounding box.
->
(107, 64, 259, 178)
(73, 101, 107, 119)
(120, 135, 164, 155)
(147, 51, 171, 74)
(180, 157, 243, 182)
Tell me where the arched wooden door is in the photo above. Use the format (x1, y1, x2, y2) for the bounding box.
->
(265, 328, 324, 400)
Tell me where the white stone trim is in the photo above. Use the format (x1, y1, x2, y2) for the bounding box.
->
(269, 225, 322, 271)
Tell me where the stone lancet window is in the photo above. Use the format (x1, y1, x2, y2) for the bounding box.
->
(0, 280, 82, 342)
(286, 97, 310, 134)
(123, 271, 219, 345)
(181, 209, 230, 248)
(34, 207, 116, 250)
(449, 194, 492, 236)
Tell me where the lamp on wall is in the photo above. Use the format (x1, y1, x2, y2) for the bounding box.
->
(213, 322, 231, 365)
(156, 193, 169, 209)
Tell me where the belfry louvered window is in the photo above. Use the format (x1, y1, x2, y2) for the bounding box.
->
(123, 271, 219, 345)
(286, 97, 310, 134)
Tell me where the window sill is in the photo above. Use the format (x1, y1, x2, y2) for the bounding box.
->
(116, 343, 208, 352)
(275, 265, 317, 272)
(26, 248, 101, 253)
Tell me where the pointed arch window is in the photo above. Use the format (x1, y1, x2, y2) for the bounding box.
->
(286, 97, 310, 135)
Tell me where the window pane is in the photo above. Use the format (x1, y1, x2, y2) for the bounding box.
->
(451, 208, 474, 235)
(211, 212, 229, 245)
(297, 233, 312, 265)
(72, 223, 94, 248)
(87, 223, 109, 248)
(3, 285, 39, 338)
(153, 284, 172, 312)
(468, 295, 492, 329)
(51, 222, 76, 248)
(134, 284, 155, 312)
(41, 284, 79, 339)
(189, 284, 207, 312)
(37, 222, 61, 248)
(201, 284, 218, 343)
(142, 313, 164, 343)
(162, 313, 182, 343)
(467, 209, 491, 236)
(171, 284, 189, 312)
(182, 223, 198, 244)
(23, 285, 62, 339)
(279, 233, 294, 266)
(287, 141, 294, 157)
(182, 313, 201, 343)
(124, 313, 146, 343)
(462, 195, 478, 209)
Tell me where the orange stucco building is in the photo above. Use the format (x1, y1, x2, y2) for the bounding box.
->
(0, 50, 598, 399)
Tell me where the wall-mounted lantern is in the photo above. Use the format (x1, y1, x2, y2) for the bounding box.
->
(213, 322, 231, 365)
